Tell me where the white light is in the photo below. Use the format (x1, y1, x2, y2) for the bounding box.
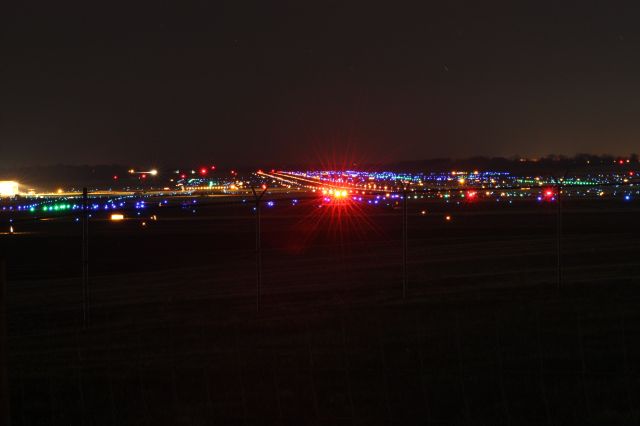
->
(0, 181, 19, 197)
(149, 169, 158, 176)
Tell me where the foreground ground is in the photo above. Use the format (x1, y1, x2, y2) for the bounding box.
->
(2, 198, 640, 425)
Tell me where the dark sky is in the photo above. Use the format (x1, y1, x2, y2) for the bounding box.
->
(2, 1, 640, 168)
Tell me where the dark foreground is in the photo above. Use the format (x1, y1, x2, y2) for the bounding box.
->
(3, 199, 640, 425)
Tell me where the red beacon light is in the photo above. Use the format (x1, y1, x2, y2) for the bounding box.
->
(113, 175, 118, 180)
(199, 167, 208, 176)
(210, 165, 216, 170)
(140, 174, 147, 179)
(466, 190, 477, 200)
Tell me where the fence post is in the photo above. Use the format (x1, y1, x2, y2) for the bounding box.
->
(251, 186, 267, 313)
(82, 188, 89, 327)
(0, 259, 10, 426)
(556, 182, 562, 289)
(402, 189, 408, 298)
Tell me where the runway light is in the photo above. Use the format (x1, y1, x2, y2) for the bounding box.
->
(110, 213, 125, 221)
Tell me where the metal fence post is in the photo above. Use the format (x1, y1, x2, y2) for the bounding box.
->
(251, 186, 267, 313)
(0, 259, 10, 426)
(556, 182, 562, 289)
(82, 188, 89, 327)
(402, 189, 408, 298)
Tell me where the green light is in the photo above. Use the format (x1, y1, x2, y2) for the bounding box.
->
(29, 207, 35, 212)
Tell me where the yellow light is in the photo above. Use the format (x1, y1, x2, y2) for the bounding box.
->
(445, 215, 451, 221)
(110, 213, 125, 221)
(149, 169, 158, 176)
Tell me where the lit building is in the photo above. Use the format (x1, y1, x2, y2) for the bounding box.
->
(0, 181, 19, 197)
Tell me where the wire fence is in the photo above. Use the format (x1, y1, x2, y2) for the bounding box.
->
(2, 184, 640, 424)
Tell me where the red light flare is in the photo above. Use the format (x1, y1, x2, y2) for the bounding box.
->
(543, 188, 555, 200)
(180, 174, 187, 179)
(466, 190, 477, 201)
(199, 167, 208, 176)
(210, 165, 216, 170)
(113, 175, 118, 180)
(285, 191, 378, 254)
(140, 174, 147, 179)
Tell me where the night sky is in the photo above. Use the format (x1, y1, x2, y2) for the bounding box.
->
(2, 1, 640, 168)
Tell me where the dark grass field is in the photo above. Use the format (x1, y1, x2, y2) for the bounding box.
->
(2, 197, 640, 425)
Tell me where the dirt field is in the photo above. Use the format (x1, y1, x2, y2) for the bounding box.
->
(3, 198, 640, 424)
